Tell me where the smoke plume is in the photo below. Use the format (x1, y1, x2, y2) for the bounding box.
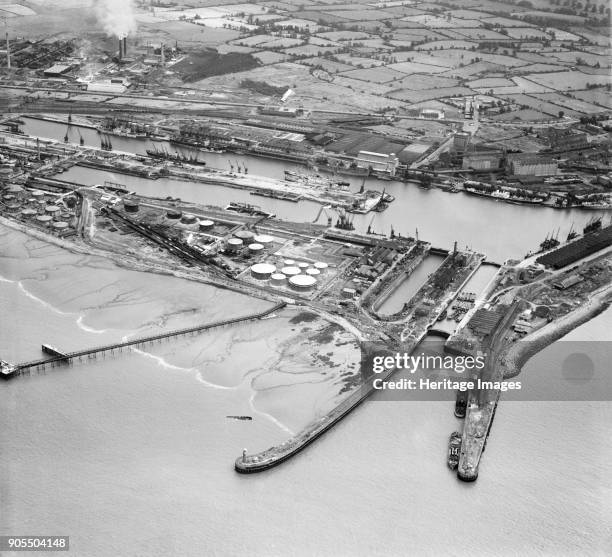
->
(95, 0, 137, 39)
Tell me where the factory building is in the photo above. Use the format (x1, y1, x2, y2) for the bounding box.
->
(462, 150, 503, 171)
(453, 132, 471, 154)
(420, 108, 445, 120)
(546, 129, 590, 152)
(355, 151, 399, 175)
(506, 154, 558, 177)
(43, 64, 73, 77)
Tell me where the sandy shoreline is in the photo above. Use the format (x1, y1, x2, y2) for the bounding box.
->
(0, 216, 278, 302)
(503, 284, 612, 380)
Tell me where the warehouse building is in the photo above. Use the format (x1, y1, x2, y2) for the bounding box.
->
(506, 154, 558, 177)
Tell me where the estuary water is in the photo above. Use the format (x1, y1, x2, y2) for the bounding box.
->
(1, 222, 610, 557)
(2, 116, 610, 555)
(21, 116, 607, 263)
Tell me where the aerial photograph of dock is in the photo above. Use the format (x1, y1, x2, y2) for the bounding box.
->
(0, 0, 610, 555)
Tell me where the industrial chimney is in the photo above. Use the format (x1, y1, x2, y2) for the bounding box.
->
(123, 37, 127, 58)
(118, 38, 123, 60)
(5, 23, 10, 69)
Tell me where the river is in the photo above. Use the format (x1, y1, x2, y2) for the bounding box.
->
(1, 116, 610, 556)
(21, 116, 608, 263)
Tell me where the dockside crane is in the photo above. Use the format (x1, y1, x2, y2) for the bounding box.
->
(228, 159, 234, 172)
(312, 205, 332, 226)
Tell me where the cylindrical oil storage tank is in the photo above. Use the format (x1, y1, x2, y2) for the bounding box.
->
(283, 259, 295, 266)
(226, 238, 243, 253)
(306, 268, 321, 277)
(21, 208, 37, 218)
(281, 266, 300, 277)
(167, 209, 182, 220)
(52, 221, 69, 232)
(124, 199, 139, 213)
(270, 273, 286, 287)
(250, 263, 276, 280)
(58, 212, 72, 221)
(248, 243, 264, 255)
(181, 214, 197, 225)
(199, 219, 214, 232)
(297, 262, 310, 272)
(235, 230, 255, 242)
(36, 215, 53, 227)
(37, 199, 47, 207)
(254, 234, 273, 245)
(2, 194, 15, 202)
(6, 203, 20, 213)
(289, 274, 317, 292)
(31, 190, 45, 199)
(45, 205, 61, 216)
(7, 184, 23, 194)
(314, 262, 329, 272)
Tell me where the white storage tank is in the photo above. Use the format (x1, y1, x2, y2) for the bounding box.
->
(297, 262, 310, 272)
(199, 219, 214, 231)
(306, 268, 320, 277)
(281, 266, 300, 277)
(45, 205, 61, 216)
(251, 263, 276, 280)
(254, 234, 274, 245)
(248, 243, 264, 254)
(289, 274, 317, 291)
(235, 230, 255, 241)
(36, 215, 53, 227)
(314, 262, 329, 271)
(227, 238, 243, 253)
(270, 273, 286, 287)
(283, 259, 295, 266)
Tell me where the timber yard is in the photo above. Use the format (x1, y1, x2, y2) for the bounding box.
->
(1, 0, 612, 485)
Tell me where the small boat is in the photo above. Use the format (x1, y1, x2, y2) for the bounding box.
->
(226, 415, 253, 421)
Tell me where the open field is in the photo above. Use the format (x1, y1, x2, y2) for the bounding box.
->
(571, 88, 612, 109)
(500, 94, 580, 117)
(525, 71, 611, 91)
(530, 93, 607, 114)
(340, 66, 406, 83)
(387, 86, 475, 103)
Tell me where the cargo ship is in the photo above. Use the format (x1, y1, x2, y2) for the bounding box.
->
(448, 431, 462, 470)
(250, 189, 302, 202)
(146, 147, 207, 166)
(463, 182, 546, 204)
(225, 202, 274, 217)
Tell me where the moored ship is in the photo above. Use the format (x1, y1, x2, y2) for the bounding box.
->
(146, 147, 207, 166)
(448, 432, 462, 470)
(225, 202, 274, 217)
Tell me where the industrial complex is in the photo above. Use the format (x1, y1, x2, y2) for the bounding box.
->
(1, 0, 611, 487)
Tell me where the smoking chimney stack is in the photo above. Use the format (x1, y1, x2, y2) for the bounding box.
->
(119, 38, 123, 60)
(123, 37, 127, 57)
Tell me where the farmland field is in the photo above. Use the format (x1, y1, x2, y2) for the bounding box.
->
(500, 94, 580, 117)
(525, 71, 610, 91)
(387, 61, 450, 74)
(340, 66, 406, 83)
(530, 93, 606, 114)
(388, 74, 460, 91)
(571, 88, 612, 109)
(387, 86, 475, 103)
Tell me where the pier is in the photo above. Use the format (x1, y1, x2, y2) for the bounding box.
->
(1, 302, 286, 380)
